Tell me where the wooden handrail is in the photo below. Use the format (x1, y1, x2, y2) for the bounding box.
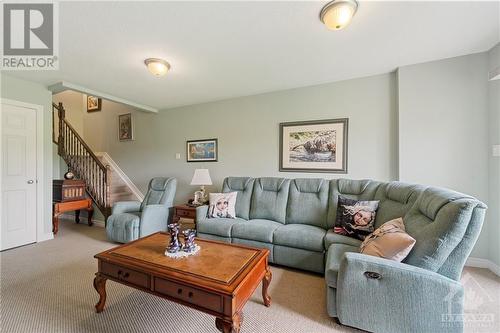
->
(53, 102, 111, 218)
(62, 118, 108, 172)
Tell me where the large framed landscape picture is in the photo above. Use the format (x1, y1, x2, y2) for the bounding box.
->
(280, 118, 348, 173)
(187, 138, 218, 162)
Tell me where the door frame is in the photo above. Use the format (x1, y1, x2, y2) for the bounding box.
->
(0, 98, 49, 249)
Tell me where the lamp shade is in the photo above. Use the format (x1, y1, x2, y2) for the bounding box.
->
(190, 169, 212, 186)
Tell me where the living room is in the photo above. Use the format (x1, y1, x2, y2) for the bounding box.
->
(0, 1, 499, 333)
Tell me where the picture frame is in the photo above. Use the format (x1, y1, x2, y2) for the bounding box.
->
(118, 113, 134, 141)
(87, 95, 101, 112)
(279, 118, 348, 173)
(186, 139, 218, 162)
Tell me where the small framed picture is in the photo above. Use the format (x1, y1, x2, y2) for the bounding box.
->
(87, 96, 101, 112)
(279, 118, 348, 173)
(187, 139, 218, 162)
(118, 113, 134, 141)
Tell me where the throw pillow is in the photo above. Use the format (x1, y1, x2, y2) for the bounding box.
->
(207, 192, 237, 219)
(333, 196, 379, 240)
(360, 217, 416, 262)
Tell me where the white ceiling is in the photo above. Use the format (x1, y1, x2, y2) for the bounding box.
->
(5, 1, 499, 110)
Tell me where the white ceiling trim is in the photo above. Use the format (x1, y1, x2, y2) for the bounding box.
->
(48, 81, 158, 113)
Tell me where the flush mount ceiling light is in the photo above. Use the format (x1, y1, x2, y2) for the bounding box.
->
(320, 0, 358, 30)
(144, 58, 171, 77)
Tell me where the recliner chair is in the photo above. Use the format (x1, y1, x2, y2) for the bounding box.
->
(106, 177, 177, 243)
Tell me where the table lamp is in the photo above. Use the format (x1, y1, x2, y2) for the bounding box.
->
(190, 169, 212, 205)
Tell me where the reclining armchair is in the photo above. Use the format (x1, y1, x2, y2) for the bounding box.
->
(106, 177, 177, 243)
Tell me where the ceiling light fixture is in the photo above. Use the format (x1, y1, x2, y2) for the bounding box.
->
(144, 58, 171, 77)
(320, 0, 358, 31)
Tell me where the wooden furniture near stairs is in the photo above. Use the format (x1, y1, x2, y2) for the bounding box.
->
(93, 233, 272, 333)
(52, 198, 94, 235)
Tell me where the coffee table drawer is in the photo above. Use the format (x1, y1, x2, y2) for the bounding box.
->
(101, 262, 150, 289)
(154, 277, 222, 313)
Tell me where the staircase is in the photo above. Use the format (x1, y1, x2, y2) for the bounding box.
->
(53, 102, 112, 219)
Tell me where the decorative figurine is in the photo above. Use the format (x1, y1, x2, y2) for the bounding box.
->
(166, 223, 181, 253)
(182, 229, 197, 252)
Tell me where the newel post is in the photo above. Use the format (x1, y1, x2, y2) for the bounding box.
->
(57, 102, 65, 156)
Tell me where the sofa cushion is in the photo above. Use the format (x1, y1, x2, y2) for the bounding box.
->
(222, 177, 255, 220)
(327, 179, 380, 228)
(360, 217, 416, 262)
(250, 178, 290, 223)
(231, 219, 282, 243)
(207, 192, 237, 218)
(333, 196, 379, 240)
(373, 181, 424, 228)
(106, 212, 141, 243)
(324, 229, 362, 249)
(140, 177, 176, 210)
(325, 243, 359, 288)
(197, 217, 244, 238)
(273, 224, 326, 252)
(402, 187, 482, 274)
(286, 178, 329, 228)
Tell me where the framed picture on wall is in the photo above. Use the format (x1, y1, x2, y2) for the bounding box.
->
(279, 118, 348, 173)
(118, 113, 134, 141)
(187, 139, 218, 162)
(87, 96, 102, 112)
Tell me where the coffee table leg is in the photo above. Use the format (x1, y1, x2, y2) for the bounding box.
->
(75, 209, 80, 224)
(215, 312, 242, 333)
(262, 267, 272, 307)
(93, 274, 107, 313)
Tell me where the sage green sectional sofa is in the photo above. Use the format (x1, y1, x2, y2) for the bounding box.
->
(196, 177, 486, 333)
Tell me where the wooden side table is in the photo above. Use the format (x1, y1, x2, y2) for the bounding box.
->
(173, 204, 203, 229)
(52, 198, 94, 235)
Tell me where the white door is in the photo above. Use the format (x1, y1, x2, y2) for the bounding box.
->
(1, 102, 37, 250)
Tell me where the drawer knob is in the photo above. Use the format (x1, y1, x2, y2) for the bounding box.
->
(177, 288, 183, 295)
(117, 270, 123, 275)
(188, 291, 193, 298)
(123, 272, 130, 278)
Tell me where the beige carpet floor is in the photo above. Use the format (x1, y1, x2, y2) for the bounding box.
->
(1, 219, 499, 333)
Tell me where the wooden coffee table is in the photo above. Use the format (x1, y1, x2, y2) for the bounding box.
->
(93, 232, 272, 333)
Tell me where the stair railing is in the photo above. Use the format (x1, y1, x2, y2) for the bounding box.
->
(53, 102, 111, 218)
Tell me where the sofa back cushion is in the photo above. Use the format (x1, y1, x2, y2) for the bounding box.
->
(222, 177, 255, 220)
(141, 177, 177, 211)
(327, 179, 380, 228)
(250, 177, 290, 223)
(373, 182, 425, 228)
(402, 187, 483, 278)
(286, 178, 329, 228)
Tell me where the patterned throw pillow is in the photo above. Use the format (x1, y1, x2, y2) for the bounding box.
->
(207, 192, 237, 219)
(333, 196, 379, 240)
(360, 217, 416, 262)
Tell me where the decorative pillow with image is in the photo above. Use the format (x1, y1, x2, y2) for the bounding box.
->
(333, 196, 379, 240)
(207, 192, 237, 219)
(360, 217, 416, 262)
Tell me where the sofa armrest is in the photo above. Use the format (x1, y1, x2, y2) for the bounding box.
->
(336, 252, 464, 333)
(196, 205, 209, 223)
(112, 201, 141, 215)
(139, 204, 168, 237)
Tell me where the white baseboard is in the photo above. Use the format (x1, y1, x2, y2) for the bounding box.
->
(38, 232, 54, 242)
(95, 152, 144, 201)
(466, 257, 500, 277)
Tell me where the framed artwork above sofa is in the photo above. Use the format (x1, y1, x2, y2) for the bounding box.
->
(279, 118, 348, 173)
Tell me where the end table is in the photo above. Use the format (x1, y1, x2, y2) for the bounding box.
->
(173, 204, 203, 229)
(52, 198, 94, 235)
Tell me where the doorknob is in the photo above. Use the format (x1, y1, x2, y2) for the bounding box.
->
(27, 180, 34, 184)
